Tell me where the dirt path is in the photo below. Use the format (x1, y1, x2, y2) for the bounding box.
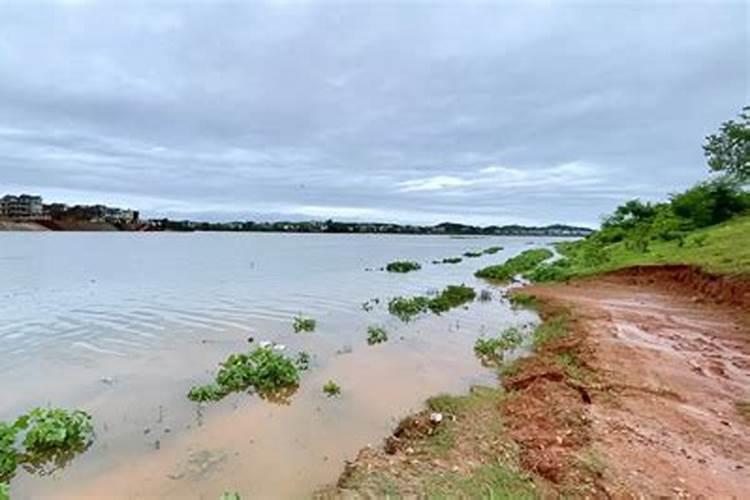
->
(524, 270, 750, 497)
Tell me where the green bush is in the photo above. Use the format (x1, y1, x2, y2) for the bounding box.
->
(293, 316, 316, 333)
(188, 346, 303, 402)
(367, 326, 388, 345)
(475, 248, 554, 281)
(670, 179, 749, 228)
(385, 261, 421, 273)
(0, 423, 18, 481)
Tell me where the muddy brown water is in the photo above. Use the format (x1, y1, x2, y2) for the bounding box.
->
(0, 233, 555, 498)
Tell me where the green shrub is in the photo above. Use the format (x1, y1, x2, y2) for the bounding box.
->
(428, 285, 476, 313)
(671, 179, 749, 228)
(366, 326, 388, 345)
(385, 261, 421, 273)
(388, 296, 430, 321)
(188, 346, 302, 402)
(293, 316, 316, 333)
(323, 380, 341, 397)
(475, 248, 554, 281)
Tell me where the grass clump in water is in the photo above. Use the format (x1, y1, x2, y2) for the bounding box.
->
(474, 327, 524, 365)
(389, 285, 476, 321)
(463, 251, 483, 258)
(366, 326, 388, 345)
(475, 248, 554, 281)
(323, 380, 341, 397)
(439, 257, 463, 264)
(188, 346, 306, 402)
(1, 408, 94, 486)
(385, 261, 421, 273)
(293, 315, 316, 333)
(483, 246, 504, 255)
(427, 285, 476, 313)
(388, 296, 431, 321)
(508, 292, 538, 310)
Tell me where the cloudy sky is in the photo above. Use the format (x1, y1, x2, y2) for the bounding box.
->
(0, 0, 746, 226)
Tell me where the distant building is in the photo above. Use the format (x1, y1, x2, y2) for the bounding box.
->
(0, 194, 43, 219)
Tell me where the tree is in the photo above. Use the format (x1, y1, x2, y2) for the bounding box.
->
(703, 106, 750, 182)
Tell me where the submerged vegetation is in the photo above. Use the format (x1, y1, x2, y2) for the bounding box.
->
(0, 407, 94, 489)
(473, 327, 525, 365)
(188, 346, 308, 403)
(293, 316, 316, 333)
(475, 248, 553, 281)
(433, 257, 463, 265)
(323, 380, 342, 397)
(366, 326, 389, 345)
(388, 285, 476, 321)
(483, 246, 504, 255)
(385, 261, 422, 273)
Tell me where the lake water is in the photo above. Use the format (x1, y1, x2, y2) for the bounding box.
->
(0, 232, 556, 499)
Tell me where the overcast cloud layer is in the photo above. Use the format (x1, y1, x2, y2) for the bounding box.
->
(0, 0, 747, 226)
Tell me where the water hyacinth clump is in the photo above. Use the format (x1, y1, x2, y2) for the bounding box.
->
(482, 246, 504, 255)
(1, 407, 94, 486)
(385, 261, 422, 273)
(388, 285, 476, 321)
(366, 326, 388, 345)
(463, 251, 483, 258)
(388, 296, 431, 322)
(293, 316, 316, 333)
(188, 346, 307, 402)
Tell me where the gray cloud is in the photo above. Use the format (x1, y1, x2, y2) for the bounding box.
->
(0, 0, 747, 226)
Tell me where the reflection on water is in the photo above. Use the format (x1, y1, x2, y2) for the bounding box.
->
(0, 233, 556, 499)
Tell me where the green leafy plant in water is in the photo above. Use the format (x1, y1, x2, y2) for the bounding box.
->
(188, 346, 302, 403)
(295, 351, 311, 371)
(441, 257, 463, 264)
(293, 316, 316, 333)
(323, 380, 341, 397)
(385, 261, 422, 273)
(427, 285, 476, 313)
(474, 328, 524, 365)
(388, 296, 430, 321)
(366, 326, 388, 345)
(463, 251, 483, 258)
(0, 407, 94, 486)
(483, 246, 504, 255)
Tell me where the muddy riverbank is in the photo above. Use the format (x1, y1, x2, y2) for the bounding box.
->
(325, 265, 750, 497)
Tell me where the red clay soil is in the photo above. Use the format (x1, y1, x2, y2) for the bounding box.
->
(521, 265, 750, 498)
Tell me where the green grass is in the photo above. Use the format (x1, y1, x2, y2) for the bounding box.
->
(508, 292, 538, 310)
(428, 285, 476, 313)
(426, 386, 501, 415)
(528, 214, 750, 282)
(323, 380, 341, 397)
(366, 326, 388, 345)
(475, 248, 554, 281)
(386, 260, 422, 273)
(531, 313, 570, 350)
(474, 328, 524, 365)
(389, 285, 476, 321)
(188, 346, 307, 402)
(426, 462, 538, 499)
(293, 316, 316, 333)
